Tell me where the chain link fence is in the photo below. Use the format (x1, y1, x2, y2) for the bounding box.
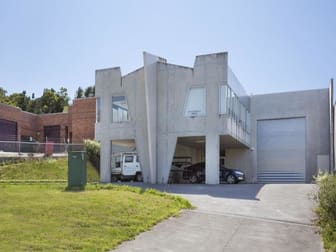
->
(0, 141, 84, 159)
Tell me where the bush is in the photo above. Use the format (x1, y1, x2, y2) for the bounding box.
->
(316, 174, 336, 251)
(84, 139, 100, 173)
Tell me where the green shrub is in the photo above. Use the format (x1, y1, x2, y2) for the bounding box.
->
(84, 139, 100, 173)
(316, 174, 336, 251)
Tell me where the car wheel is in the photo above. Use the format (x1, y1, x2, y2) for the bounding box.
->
(135, 172, 143, 182)
(226, 174, 237, 184)
(190, 174, 198, 184)
(111, 175, 118, 182)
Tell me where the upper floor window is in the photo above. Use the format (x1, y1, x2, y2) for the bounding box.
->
(219, 85, 228, 114)
(184, 87, 206, 117)
(96, 97, 101, 122)
(112, 96, 129, 122)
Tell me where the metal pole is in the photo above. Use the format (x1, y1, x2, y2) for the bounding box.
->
(329, 78, 334, 174)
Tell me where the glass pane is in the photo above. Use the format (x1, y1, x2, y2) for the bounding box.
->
(220, 85, 227, 114)
(247, 111, 251, 133)
(231, 90, 235, 117)
(125, 156, 134, 163)
(96, 97, 101, 122)
(185, 88, 206, 117)
(226, 87, 231, 115)
(112, 96, 129, 122)
(234, 95, 239, 121)
(240, 103, 245, 126)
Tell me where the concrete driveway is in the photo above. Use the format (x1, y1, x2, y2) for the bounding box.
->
(112, 184, 323, 252)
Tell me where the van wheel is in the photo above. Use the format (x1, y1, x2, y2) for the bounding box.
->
(111, 176, 118, 182)
(190, 175, 198, 184)
(135, 172, 143, 182)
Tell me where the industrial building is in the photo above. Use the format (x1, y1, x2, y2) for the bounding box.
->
(95, 52, 332, 184)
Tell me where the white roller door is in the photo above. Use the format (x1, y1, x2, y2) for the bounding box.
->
(257, 118, 306, 183)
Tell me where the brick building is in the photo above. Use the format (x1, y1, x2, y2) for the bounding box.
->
(0, 97, 96, 144)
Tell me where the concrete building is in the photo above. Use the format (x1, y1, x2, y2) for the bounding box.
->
(95, 52, 332, 184)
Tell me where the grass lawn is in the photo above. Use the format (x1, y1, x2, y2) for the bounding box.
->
(0, 183, 192, 251)
(0, 158, 99, 182)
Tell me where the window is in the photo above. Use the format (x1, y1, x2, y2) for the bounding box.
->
(96, 97, 101, 123)
(229, 89, 235, 116)
(219, 85, 227, 114)
(240, 103, 245, 126)
(112, 96, 129, 122)
(246, 111, 251, 133)
(184, 88, 206, 117)
(233, 94, 240, 121)
(125, 155, 134, 163)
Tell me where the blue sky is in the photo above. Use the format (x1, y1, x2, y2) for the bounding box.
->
(0, 0, 335, 99)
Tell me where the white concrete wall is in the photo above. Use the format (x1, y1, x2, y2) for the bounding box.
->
(317, 155, 329, 173)
(156, 53, 232, 183)
(95, 67, 151, 183)
(250, 89, 330, 183)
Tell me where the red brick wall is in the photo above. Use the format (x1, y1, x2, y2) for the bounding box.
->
(0, 98, 96, 143)
(70, 98, 96, 143)
(0, 104, 37, 141)
(20, 111, 38, 139)
(38, 113, 70, 142)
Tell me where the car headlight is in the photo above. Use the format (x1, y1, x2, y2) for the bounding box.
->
(234, 171, 244, 176)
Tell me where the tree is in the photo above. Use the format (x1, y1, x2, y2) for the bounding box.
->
(75, 86, 84, 98)
(0, 86, 69, 114)
(84, 85, 95, 97)
(0, 87, 7, 97)
(8, 91, 31, 111)
(34, 87, 69, 114)
(27, 98, 41, 114)
(57, 87, 70, 109)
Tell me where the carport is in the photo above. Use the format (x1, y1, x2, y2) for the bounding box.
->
(169, 136, 205, 184)
(169, 135, 250, 184)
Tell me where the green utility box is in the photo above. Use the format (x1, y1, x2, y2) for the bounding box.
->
(68, 151, 87, 189)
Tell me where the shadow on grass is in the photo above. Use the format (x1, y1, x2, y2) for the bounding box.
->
(64, 185, 86, 192)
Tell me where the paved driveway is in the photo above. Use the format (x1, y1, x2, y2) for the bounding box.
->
(112, 184, 323, 252)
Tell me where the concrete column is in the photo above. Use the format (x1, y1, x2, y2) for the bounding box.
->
(100, 139, 111, 183)
(205, 134, 219, 184)
(157, 135, 177, 183)
(144, 52, 158, 183)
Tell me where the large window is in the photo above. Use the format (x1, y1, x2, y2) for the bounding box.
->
(96, 97, 101, 123)
(184, 87, 206, 117)
(112, 96, 129, 122)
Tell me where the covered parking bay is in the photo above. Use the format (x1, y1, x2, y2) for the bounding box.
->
(168, 135, 250, 184)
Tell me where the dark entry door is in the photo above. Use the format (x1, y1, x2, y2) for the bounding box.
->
(44, 125, 61, 152)
(44, 125, 61, 143)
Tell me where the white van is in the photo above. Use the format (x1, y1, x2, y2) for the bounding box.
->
(111, 152, 143, 182)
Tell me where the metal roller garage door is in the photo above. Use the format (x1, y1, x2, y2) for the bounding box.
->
(0, 119, 17, 141)
(257, 118, 306, 183)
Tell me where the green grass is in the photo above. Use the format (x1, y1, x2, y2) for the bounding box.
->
(0, 183, 192, 251)
(0, 158, 99, 182)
